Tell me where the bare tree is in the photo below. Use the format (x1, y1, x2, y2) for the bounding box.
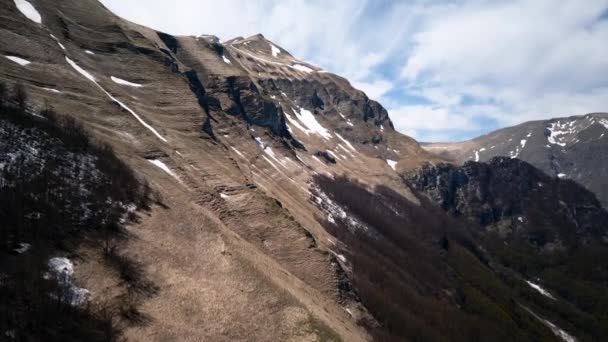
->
(13, 83, 27, 113)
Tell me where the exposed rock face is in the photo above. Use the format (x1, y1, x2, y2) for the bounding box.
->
(423, 113, 608, 208)
(407, 157, 608, 247)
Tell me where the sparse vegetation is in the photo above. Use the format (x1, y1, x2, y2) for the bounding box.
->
(0, 82, 157, 341)
(313, 175, 556, 341)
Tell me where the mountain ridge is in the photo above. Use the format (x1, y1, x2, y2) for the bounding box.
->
(423, 112, 608, 208)
(2, 1, 608, 341)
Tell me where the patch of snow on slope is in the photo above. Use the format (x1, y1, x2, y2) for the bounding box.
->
(231, 147, 246, 159)
(48, 257, 74, 277)
(334, 253, 347, 263)
(65, 57, 96, 82)
(222, 55, 231, 64)
(386, 159, 398, 170)
(474, 150, 480, 162)
(254, 137, 265, 148)
(14, 0, 41, 24)
(557, 173, 567, 178)
(338, 113, 355, 127)
(335, 133, 357, 152)
(270, 44, 280, 57)
(327, 150, 341, 160)
(85, 50, 95, 55)
(522, 306, 577, 342)
(42, 87, 61, 93)
(547, 121, 576, 147)
(520, 139, 527, 149)
(50, 34, 66, 50)
(111, 76, 143, 87)
(148, 159, 180, 182)
(5, 56, 31, 66)
(541, 319, 577, 342)
(311, 186, 368, 233)
(292, 107, 332, 139)
(337, 144, 354, 157)
(14, 242, 31, 254)
(599, 118, 608, 129)
(292, 64, 314, 73)
(285, 112, 310, 135)
(264, 147, 290, 169)
(47, 257, 90, 306)
(66, 57, 167, 142)
(526, 280, 555, 300)
(220, 193, 229, 199)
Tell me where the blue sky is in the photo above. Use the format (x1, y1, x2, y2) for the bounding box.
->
(101, 0, 608, 142)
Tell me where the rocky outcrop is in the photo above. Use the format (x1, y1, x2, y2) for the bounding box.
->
(406, 157, 608, 247)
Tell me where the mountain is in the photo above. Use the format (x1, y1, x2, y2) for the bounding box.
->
(1, 1, 608, 341)
(423, 113, 608, 208)
(404, 157, 608, 341)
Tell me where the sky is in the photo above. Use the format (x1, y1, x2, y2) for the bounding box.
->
(100, 0, 608, 142)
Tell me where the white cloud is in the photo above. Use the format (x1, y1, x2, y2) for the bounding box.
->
(352, 80, 393, 100)
(398, 0, 608, 140)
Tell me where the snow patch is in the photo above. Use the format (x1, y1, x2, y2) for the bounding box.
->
(148, 159, 180, 182)
(291, 64, 314, 73)
(327, 150, 341, 161)
(14, 242, 31, 254)
(336, 254, 347, 263)
(66, 57, 167, 142)
(111, 76, 143, 87)
(335, 133, 357, 152)
(312, 187, 369, 234)
(47, 257, 89, 306)
(222, 55, 231, 64)
(557, 173, 567, 178)
(526, 280, 556, 300)
(65, 57, 96, 82)
(338, 113, 355, 127)
(50, 34, 66, 50)
(5, 55, 31, 66)
(14, 0, 41, 24)
(230, 146, 247, 159)
(541, 319, 577, 342)
(284, 112, 310, 135)
(291, 107, 332, 140)
(85, 50, 95, 55)
(547, 120, 579, 147)
(474, 150, 480, 162)
(220, 193, 229, 199)
(520, 139, 527, 148)
(254, 137, 265, 148)
(270, 44, 280, 57)
(386, 159, 398, 170)
(42, 87, 61, 93)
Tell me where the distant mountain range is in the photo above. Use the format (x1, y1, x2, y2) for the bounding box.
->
(423, 113, 608, 208)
